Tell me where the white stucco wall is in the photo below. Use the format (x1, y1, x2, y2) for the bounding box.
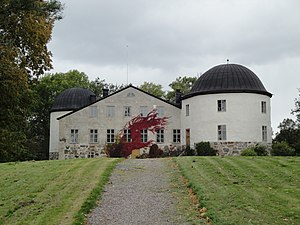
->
(49, 111, 72, 153)
(181, 93, 272, 146)
(57, 87, 181, 159)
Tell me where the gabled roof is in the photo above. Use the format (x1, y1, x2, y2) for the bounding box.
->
(57, 85, 180, 120)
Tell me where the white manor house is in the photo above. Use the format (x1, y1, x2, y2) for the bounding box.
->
(49, 63, 272, 160)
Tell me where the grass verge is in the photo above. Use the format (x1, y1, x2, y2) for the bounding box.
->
(174, 156, 300, 225)
(0, 158, 120, 225)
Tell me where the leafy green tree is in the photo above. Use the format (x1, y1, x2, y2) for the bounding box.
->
(139, 82, 165, 98)
(0, 0, 63, 162)
(166, 76, 197, 102)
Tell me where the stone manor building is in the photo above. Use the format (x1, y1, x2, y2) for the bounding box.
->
(49, 63, 272, 160)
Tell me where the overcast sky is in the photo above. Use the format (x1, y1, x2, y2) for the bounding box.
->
(48, 0, 300, 134)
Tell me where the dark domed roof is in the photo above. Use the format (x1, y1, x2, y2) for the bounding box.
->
(51, 88, 96, 112)
(184, 64, 272, 98)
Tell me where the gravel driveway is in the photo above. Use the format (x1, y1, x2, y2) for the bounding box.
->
(87, 158, 190, 225)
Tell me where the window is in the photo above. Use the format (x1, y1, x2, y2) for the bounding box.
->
(124, 129, 132, 142)
(262, 126, 267, 142)
(127, 92, 135, 97)
(90, 106, 97, 117)
(156, 129, 164, 143)
(173, 129, 181, 143)
(157, 106, 164, 117)
(140, 129, 148, 143)
(89, 129, 98, 143)
(261, 101, 267, 113)
(107, 129, 115, 143)
(186, 104, 190, 116)
(218, 125, 226, 140)
(70, 129, 78, 143)
(124, 106, 131, 117)
(106, 106, 115, 117)
(218, 100, 226, 112)
(140, 106, 148, 117)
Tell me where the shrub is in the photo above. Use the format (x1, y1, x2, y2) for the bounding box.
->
(241, 148, 257, 156)
(195, 142, 217, 156)
(149, 144, 163, 158)
(271, 142, 296, 156)
(253, 144, 268, 156)
(185, 145, 195, 156)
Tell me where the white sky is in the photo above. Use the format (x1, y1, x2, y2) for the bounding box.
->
(48, 0, 300, 134)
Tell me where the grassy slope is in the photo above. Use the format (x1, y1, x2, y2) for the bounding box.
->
(0, 158, 119, 225)
(175, 157, 300, 225)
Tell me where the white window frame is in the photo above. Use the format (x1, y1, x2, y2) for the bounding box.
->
(140, 129, 148, 143)
(186, 104, 190, 116)
(156, 129, 165, 143)
(157, 106, 164, 117)
(106, 106, 115, 117)
(89, 129, 98, 143)
(124, 129, 132, 142)
(261, 101, 267, 113)
(218, 125, 227, 141)
(262, 126, 267, 142)
(107, 129, 115, 143)
(124, 106, 131, 117)
(218, 100, 226, 112)
(140, 106, 148, 117)
(90, 106, 97, 118)
(173, 129, 181, 143)
(70, 129, 78, 143)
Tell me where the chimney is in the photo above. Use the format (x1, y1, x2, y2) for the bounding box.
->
(102, 88, 109, 97)
(175, 89, 182, 105)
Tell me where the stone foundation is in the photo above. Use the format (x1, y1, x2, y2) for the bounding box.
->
(49, 152, 59, 160)
(211, 141, 271, 156)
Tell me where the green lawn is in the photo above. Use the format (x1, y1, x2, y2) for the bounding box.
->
(0, 158, 120, 225)
(174, 157, 300, 225)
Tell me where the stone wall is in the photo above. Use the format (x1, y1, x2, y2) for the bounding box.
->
(211, 141, 271, 156)
(49, 152, 59, 160)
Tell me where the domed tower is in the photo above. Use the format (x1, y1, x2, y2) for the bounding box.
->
(181, 64, 272, 155)
(49, 88, 96, 159)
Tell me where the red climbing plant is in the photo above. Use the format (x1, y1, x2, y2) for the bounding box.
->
(106, 109, 168, 158)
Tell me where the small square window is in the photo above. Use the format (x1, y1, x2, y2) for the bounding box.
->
(89, 129, 98, 143)
(106, 106, 115, 117)
(140, 129, 148, 143)
(124, 106, 131, 117)
(262, 126, 267, 142)
(140, 106, 148, 117)
(218, 125, 226, 140)
(157, 106, 164, 117)
(124, 129, 132, 142)
(156, 129, 164, 143)
(90, 106, 97, 117)
(218, 100, 226, 112)
(107, 129, 115, 143)
(186, 104, 190, 116)
(261, 101, 267, 113)
(70, 129, 78, 143)
(173, 129, 181, 143)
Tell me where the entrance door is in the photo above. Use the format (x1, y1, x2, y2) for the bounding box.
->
(186, 129, 190, 146)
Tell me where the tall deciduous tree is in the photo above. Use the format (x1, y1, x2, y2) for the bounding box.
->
(0, 0, 63, 162)
(166, 76, 197, 102)
(139, 82, 165, 98)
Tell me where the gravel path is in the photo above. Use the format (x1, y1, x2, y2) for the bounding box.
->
(87, 158, 189, 225)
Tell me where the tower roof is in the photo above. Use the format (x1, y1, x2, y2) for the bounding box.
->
(184, 64, 272, 98)
(51, 88, 96, 112)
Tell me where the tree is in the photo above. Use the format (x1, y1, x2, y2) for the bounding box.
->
(29, 70, 92, 159)
(139, 82, 165, 98)
(0, 0, 63, 162)
(166, 76, 197, 102)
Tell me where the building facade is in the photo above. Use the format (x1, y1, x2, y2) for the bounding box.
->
(49, 63, 272, 159)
